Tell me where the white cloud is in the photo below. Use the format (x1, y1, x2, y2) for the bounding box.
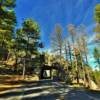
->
(88, 33, 96, 45)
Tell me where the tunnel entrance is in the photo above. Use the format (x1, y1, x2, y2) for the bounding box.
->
(40, 64, 58, 79)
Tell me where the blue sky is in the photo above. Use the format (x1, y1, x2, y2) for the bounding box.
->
(15, 0, 100, 48)
(15, 0, 100, 68)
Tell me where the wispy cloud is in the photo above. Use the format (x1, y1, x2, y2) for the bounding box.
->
(88, 33, 96, 45)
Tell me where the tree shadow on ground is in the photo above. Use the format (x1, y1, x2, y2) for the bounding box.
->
(22, 93, 60, 100)
(0, 80, 59, 99)
(65, 88, 100, 100)
(0, 80, 100, 100)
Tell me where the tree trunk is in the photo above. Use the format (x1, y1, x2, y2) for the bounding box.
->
(14, 52, 18, 74)
(74, 48, 79, 84)
(59, 47, 62, 61)
(22, 58, 26, 79)
(68, 41, 72, 70)
(76, 70, 79, 84)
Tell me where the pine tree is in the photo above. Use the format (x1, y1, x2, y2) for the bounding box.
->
(0, 0, 16, 61)
(94, 4, 100, 44)
(16, 18, 40, 79)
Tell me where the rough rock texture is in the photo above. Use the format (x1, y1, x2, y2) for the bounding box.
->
(90, 80, 99, 90)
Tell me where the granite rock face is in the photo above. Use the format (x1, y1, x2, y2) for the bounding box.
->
(90, 80, 99, 90)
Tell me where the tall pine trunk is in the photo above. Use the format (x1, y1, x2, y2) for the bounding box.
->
(22, 58, 26, 79)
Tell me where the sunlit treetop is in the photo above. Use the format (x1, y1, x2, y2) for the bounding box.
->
(95, 4, 100, 23)
(23, 18, 40, 34)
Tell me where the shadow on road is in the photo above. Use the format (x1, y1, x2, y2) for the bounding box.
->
(0, 80, 100, 100)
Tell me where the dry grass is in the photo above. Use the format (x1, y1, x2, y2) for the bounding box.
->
(0, 74, 39, 92)
(0, 84, 22, 92)
(0, 75, 23, 92)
